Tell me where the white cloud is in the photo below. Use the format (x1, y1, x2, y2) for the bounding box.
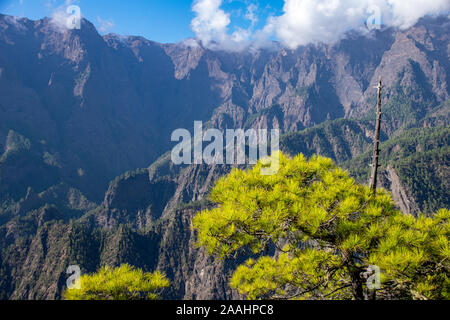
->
(272, 0, 450, 49)
(273, 0, 366, 48)
(3, 15, 27, 31)
(245, 3, 259, 28)
(97, 16, 115, 33)
(191, 0, 230, 46)
(49, 1, 82, 32)
(385, 0, 450, 29)
(50, 9, 72, 31)
(190, 0, 450, 51)
(191, 0, 266, 51)
(182, 38, 201, 48)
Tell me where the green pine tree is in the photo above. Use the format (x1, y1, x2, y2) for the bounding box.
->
(193, 152, 449, 300)
(63, 264, 170, 300)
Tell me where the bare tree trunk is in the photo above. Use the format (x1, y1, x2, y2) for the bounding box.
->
(350, 270, 365, 300)
(370, 77, 383, 193)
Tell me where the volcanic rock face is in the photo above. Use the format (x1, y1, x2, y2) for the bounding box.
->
(0, 14, 448, 300)
(1, 14, 448, 202)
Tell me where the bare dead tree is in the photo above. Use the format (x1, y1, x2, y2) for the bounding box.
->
(370, 77, 383, 192)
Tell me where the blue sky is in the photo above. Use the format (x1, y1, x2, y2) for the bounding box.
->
(0, 0, 284, 43)
(1, 0, 448, 49)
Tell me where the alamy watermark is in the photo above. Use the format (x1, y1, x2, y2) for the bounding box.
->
(366, 5, 382, 31)
(171, 122, 280, 175)
(362, 265, 381, 290)
(66, 265, 81, 290)
(66, 5, 82, 30)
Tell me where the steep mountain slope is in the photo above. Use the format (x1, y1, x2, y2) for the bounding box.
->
(0, 16, 224, 200)
(280, 119, 378, 163)
(2, 119, 447, 300)
(345, 125, 449, 215)
(1, 14, 448, 203)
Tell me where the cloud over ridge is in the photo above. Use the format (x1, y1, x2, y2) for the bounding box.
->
(190, 0, 450, 51)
